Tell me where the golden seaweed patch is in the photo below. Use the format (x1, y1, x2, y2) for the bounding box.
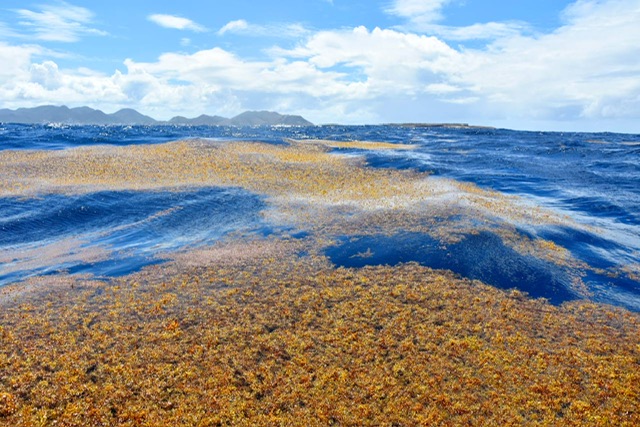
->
(0, 244, 639, 426)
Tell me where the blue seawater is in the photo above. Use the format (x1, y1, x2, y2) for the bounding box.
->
(1, 123, 639, 310)
(0, 187, 268, 284)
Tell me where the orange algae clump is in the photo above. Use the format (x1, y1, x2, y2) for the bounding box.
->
(0, 393, 17, 417)
(1, 242, 639, 426)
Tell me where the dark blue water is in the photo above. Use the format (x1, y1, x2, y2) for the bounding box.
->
(0, 123, 307, 151)
(325, 230, 640, 309)
(325, 232, 575, 305)
(1, 123, 639, 310)
(0, 187, 268, 283)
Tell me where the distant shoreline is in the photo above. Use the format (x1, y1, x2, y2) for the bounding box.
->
(0, 105, 499, 130)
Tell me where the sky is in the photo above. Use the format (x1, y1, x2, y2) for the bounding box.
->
(0, 0, 639, 132)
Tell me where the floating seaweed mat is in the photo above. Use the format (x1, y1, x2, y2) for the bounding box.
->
(0, 240, 638, 426)
(0, 138, 606, 276)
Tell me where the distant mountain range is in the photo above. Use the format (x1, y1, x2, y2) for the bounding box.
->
(0, 105, 314, 126)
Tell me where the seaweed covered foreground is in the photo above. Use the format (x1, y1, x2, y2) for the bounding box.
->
(1, 133, 640, 425)
(1, 239, 639, 426)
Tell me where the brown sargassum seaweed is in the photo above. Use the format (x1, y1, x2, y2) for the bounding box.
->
(0, 139, 639, 425)
(1, 239, 639, 426)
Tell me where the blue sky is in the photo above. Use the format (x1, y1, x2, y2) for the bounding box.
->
(0, 0, 639, 132)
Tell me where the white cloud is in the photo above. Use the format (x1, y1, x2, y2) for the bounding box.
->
(14, 1, 107, 42)
(0, 43, 40, 81)
(122, 47, 352, 98)
(218, 19, 309, 38)
(425, 83, 461, 94)
(279, 26, 459, 97)
(425, 21, 529, 41)
(147, 14, 207, 32)
(386, 0, 529, 41)
(30, 61, 63, 90)
(218, 19, 249, 35)
(0, 56, 126, 111)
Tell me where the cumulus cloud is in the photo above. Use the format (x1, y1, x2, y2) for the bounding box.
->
(14, 1, 107, 42)
(147, 14, 207, 32)
(30, 61, 63, 90)
(279, 26, 460, 98)
(0, 54, 126, 110)
(0, 42, 41, 81)
(122, 47, 352, 98)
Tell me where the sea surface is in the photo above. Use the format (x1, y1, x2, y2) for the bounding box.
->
(1, 123, 639, 311)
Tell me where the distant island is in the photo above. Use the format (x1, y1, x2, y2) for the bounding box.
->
(0, 105, 314, 127)
(0, 105, 497, 129)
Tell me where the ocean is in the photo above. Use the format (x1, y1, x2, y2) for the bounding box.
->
(1, 123, 639, 311)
